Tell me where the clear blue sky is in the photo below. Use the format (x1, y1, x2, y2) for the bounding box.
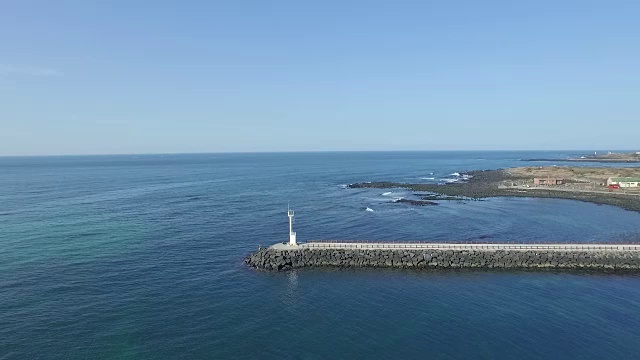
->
(1, 1, 639, 155)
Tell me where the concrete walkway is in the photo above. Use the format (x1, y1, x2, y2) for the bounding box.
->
(270, 241, 640, 252)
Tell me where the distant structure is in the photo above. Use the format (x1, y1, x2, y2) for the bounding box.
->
(288, 208, 297, 246)
(533, 178, 564, 186)
(607, 177, 640, 188)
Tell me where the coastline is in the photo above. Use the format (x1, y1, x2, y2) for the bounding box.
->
(523, 152, 640, 163)
(348, 168, 640, 212)
(524, 158, 640, 163)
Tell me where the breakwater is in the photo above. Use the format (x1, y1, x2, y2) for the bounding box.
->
(244, 247, 640, 272)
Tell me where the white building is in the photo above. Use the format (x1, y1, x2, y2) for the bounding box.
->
(607, 177, 640, 188)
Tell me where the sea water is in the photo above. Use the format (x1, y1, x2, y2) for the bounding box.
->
(1, 151, 640, 359)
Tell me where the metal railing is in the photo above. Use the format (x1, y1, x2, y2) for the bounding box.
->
(301, 240, 640, 251)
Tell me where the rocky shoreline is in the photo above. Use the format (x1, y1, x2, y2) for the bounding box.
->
(245, 248, 640, 272)
(348, 169, 640, 213)
(524, 158, 640, 163)
(523, 152, 640, 163)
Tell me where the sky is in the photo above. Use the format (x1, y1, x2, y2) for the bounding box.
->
(1, 1, 639, 155)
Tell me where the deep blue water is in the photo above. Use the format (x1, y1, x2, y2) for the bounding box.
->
(2, 151, 640, 359)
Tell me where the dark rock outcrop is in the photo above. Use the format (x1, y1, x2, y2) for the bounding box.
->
(394, 198, 438, 206)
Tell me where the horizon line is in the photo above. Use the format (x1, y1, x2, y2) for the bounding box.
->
(1, 149, 638, 158)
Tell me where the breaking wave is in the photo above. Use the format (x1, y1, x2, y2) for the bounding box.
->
(382, 192, 393, 196)
(365, 207, 374, 212)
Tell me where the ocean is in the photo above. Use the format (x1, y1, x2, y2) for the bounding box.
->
(2, 151, 640, 359)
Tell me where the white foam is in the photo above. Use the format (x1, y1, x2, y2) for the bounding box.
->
(421, 177, 435, 180)
(382, 192, 393, 196)
(450, 172, 461, 177)
(338, 184, 348, 189)
(441, 178, 459, 183)
(365, 207, 374, 212)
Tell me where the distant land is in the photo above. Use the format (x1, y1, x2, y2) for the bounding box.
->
(348, 166, 640, 212)
(524, 151, 640, 163)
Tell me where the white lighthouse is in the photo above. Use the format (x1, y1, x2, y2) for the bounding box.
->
(288, 207, 297, 246)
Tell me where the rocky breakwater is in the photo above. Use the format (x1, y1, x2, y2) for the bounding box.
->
(245, 248, 640, 272)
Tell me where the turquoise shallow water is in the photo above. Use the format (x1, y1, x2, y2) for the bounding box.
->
(2, 151, 640, 359)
